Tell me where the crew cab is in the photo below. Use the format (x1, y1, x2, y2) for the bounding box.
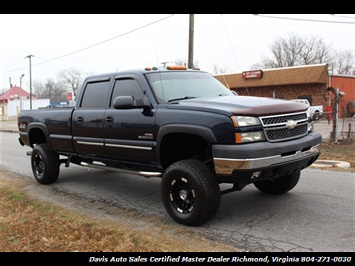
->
(18, 66, 322, 226)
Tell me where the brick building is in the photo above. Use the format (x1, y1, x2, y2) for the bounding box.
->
(214, 63, 355, 118)
(329, 74, 355, 117)
(214, 64, 328, 107)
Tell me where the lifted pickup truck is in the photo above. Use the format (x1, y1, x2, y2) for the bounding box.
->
(18, 66, 322, 226)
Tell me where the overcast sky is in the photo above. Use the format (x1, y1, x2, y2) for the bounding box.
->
(1, 14, 354, 91)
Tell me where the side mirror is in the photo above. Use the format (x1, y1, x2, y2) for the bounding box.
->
(113, 96, 134, 109)
(113, 96, 150, 109)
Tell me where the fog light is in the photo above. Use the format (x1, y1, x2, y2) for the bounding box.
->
(251, 171, 261, 180)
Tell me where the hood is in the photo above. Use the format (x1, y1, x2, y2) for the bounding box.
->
(166, 95, 308, 116)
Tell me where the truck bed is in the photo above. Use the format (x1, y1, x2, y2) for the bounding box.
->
(18, 107, 75, 152)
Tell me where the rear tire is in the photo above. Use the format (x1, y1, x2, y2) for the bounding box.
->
(161, 159, 220, 226)
(31, 143, 60, 184)
(254, 170, 300, 194)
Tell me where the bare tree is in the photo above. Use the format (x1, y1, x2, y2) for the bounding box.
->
(174, 59, 199, 69)
(175, 59, 187, 67)
(32, 80, 46, 98)
(260, 33, 304, 68)
(57, 68, 85, 100)
(331, 49, 355, 75)
(299, 35, 332, 65)
(32, 79, 67, 102)
(210, 64, 230, 74)
(257, 32, 334, 69)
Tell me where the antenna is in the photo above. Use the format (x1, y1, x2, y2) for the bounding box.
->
(155, 47, 160, 68)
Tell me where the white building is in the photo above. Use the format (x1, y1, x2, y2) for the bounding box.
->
(0, 86, 50, 119)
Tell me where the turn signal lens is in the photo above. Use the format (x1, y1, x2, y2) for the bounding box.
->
(235, 132, 265, 143)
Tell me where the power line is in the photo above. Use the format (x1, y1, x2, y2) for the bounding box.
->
(3, 14, 174, 74)
(331, 14, 355, 19)
(254, 14, 355, 24)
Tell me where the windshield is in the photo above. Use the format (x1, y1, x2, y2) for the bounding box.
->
(145, 71, 234, 103)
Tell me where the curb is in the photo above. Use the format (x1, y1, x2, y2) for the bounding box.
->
(0, 129, 18, 133)
(310, 160, 350, 170)
(0, 128, 18, 133)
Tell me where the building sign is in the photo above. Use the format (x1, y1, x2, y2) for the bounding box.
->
(242, 70, 263, 79)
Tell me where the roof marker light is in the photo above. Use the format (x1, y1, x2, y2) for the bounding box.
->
(167, 66, 187, 70)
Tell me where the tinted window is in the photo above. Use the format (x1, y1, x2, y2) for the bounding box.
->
(80, 80, 111, 108)
(110, 78, 144, 107)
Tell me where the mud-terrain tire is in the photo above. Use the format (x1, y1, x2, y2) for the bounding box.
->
(254, 170, 300, 194)
(161, 159, 220, 226)
(31, 143, 60, 184)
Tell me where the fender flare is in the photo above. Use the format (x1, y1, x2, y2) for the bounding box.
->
(27, 122, 51, 149)
(156, 124, 217, 164)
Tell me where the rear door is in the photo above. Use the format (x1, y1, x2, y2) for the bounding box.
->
(72, 77, 112, 156)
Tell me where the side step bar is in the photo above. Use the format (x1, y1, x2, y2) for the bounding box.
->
(80, 162, 162, 178)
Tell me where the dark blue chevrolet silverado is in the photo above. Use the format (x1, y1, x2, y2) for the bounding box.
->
(18, 66, 322, 226)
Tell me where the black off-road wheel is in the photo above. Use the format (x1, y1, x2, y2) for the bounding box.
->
(31, 143, 60, 184)
(254, 170, 301, 195)
(161, 159, 221, 226)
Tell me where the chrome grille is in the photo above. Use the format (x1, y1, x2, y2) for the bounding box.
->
(260, 112, 309, 142)
(261, 113, 307, 125)
(265, 124, 308, 141)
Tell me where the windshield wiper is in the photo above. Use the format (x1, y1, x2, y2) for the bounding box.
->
(168, 96, 196, 103)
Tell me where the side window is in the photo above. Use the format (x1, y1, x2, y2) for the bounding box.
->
(110, 78, 144, 107)
(80, 80, 111, 108)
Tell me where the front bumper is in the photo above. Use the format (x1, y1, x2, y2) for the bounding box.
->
(212, 131, 322, 184)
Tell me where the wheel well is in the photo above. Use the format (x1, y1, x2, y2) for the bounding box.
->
(159, 133, 211, 169)
(29, 128, 47, 147)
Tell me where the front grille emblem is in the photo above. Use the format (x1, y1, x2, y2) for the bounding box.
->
(286, 120, 297, 129)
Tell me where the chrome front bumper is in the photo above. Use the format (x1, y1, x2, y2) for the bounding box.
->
(214, 145, 319, 175)
(212, 131, 322, 176)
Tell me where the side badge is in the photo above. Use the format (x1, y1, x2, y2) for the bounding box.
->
(139, 133, 153, 140)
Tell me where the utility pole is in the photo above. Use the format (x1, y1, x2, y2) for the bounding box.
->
(188, 14, 194, 69)
(20, 74, 25, 110)
(25, 55, 34, 109)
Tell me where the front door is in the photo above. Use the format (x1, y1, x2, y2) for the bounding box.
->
(103, 76, 157, 164)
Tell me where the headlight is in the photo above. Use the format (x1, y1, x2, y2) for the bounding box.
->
(231, 116, 265, 143)
(231, 116, 261, 127)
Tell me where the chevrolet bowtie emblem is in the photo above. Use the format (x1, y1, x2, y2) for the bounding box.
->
(286, 120, 297, 129)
